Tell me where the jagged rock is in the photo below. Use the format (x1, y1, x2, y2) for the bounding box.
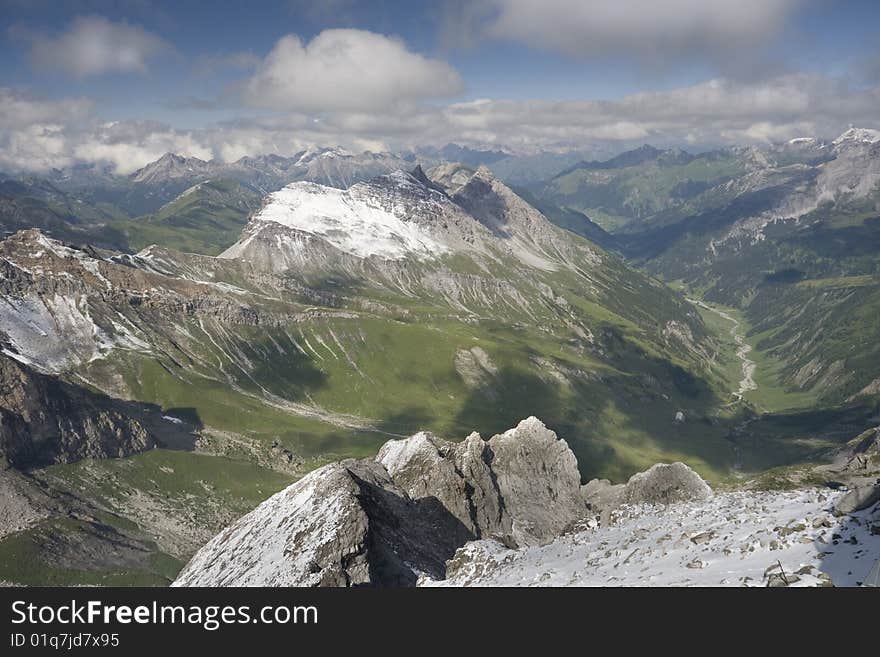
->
(377, 417, 584, 547)
(377, 431, 492, 547)
(833, 483, 880, 516)
(485, 417, 585, 545)
(838, 427, 880, 475)
(580, 478, 625, 525)
(623, 462, 713, 505)
(173, 459, 468, 587)
(0, 354, 156, 468)
(175, 417, 586, 586)
(581, 462, 712, 524)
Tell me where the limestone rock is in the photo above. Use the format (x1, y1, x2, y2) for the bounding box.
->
(833, 482, 880, 516)
(173, 459, 467, 587)
(378, 417, 584, 547)
(484, 417, 585, 546)
(176, 417, 587, 586)
(623, 462, 713, 505)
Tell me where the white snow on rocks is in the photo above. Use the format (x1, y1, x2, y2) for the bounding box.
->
(832, 127, 880, 146)
(239, 176, 451, 260)
(426, 488, 880, 587)
(0, 293, 110, 373)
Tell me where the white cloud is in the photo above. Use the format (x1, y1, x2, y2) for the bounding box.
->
(15, 15, 171, 77)
(73, 121, 213, 174)
(243, 29, 463, 112)
(0, 89, 92, 170)
(484, 0, 802, 60)
(0, 88, 211, 173)
(193, 51, 261, 76)
(0, 88, 92, 130)
(2, 74, 879, 173)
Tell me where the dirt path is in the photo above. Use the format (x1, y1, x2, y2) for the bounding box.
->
(688, 298, 756, 403)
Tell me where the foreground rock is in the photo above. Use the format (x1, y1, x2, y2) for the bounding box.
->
(173, 460, 467, 586)
(433, 488, 876, 587)
(377, 416, 584, 547)
(175, 418, 587, 586)
(581, 461, 713, 524)
(833, 482, 880, 517)
(174, 418, 719, 587)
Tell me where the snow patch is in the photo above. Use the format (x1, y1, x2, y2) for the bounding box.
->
(242, 180, 450, 260)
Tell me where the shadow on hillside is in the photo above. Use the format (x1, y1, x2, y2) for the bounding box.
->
(618, 180, 809, 261)
(729, 402, 878, 473)
(246, 336, 329, 401)
(375, 406, 437, 437)
(444, 343, 732, 482)
(147, 406, 203, 451)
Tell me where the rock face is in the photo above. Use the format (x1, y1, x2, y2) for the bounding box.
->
(0, 355, 156, 468)
(623, 462, 714, 505)
(581, 462, 712, 524)
(378, 417, 584, 548)
(0, 468, 51, 539)
(174, 417, 587, 587)
(838, 427, 880, 476)
(833, 482, 880, 517)
(173, 459, 468, 587)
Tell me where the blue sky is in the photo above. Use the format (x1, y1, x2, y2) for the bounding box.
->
(1, 0, 878, 172)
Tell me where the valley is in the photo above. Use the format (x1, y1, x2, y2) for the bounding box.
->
(0, 130, 878, 586)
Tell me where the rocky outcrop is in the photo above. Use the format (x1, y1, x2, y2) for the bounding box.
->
(837, 427, 880, 476)
(623, 462, 713, 504)
(833, 482, 880, 517)
(174, 417, 587, 587)
(173, 459, 469, 587)
(174, 418, 718, 587)
(378, 417, 584, 547)
(582, 462, 713, 524)
(0, 354, 156, 468)
(0, 468, 51, 539)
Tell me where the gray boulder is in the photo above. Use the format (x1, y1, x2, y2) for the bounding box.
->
(581, 462, 712, 524)
(377, 417, 584, 547)
(623, 462, 713, 505)
(580, 478, 625, 525)
(833, 482, 880, 517)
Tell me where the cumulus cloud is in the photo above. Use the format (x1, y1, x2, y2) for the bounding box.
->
(243, 29, 463, 112)
(0, 89, 92, 170)
(483, 0, 802, 61)
(193, 51, 261, 76)
(13, 15, 171, 77)
(2, 73, 880, 173)
(0, 88, 92, 130)
(0, 88, 211, 173)
(73, 121, 213, 174)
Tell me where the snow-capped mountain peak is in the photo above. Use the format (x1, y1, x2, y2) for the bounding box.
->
(222, 171, 455, 261)
(832, 127, 880, 146)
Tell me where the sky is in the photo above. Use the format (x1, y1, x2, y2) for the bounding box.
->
(1, 0, 879, 173)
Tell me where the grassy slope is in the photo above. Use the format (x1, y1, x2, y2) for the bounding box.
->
(540, 153, 744, 231)
(0, 451, 293, 586)
(110, 180, 261, 255)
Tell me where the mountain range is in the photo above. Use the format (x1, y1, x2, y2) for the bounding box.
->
(0, 129, 878, 585)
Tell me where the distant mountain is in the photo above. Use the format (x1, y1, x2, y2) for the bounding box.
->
(112, 179, 263, 255)
(535, 145, 748, 231)
(531, 129, 880, 408)
(413, 143, 511, 168)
